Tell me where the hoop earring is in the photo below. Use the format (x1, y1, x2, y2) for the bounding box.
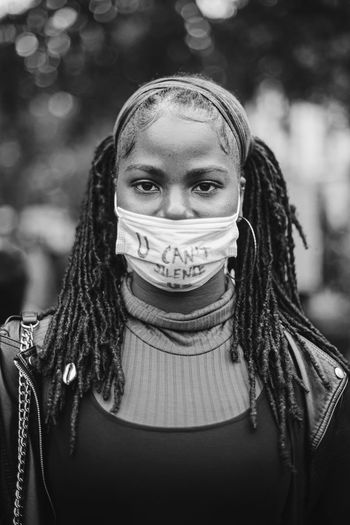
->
(238, 216, 257, 267)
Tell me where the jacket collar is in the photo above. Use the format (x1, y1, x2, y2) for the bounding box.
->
(285, 331, 348, 450)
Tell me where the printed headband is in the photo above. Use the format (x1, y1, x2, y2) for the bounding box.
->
(112, 76, 253, 165)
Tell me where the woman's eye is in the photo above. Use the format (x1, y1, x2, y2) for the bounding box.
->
(193, 182, 218, 194)
(134, 181, 159, 193)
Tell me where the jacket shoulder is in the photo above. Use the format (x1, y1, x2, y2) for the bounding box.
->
(0, 314, 52, 398)
(0, 318, 21, 400)
(286, 332, 348, 450)
(1, 313, 52, 349)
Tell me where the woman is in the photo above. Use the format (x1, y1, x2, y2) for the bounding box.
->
(1, 75, 350, 525)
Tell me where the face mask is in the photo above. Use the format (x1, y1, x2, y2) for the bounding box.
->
(114, 195, 240, 292)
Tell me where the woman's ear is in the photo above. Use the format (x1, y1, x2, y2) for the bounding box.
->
(239, 176, 246, 217)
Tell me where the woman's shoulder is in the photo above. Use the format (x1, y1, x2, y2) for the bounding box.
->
(1, 312, 52, 348)
(286, 331, 349, 451)
(287, 331, 348, 383)
(0, 312, 52, 400)
(0, 316, 22, 400)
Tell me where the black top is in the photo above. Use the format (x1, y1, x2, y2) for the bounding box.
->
(46, 388, 305, 525)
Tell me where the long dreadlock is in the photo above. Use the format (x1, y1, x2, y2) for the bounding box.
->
(39, 136, 127, 448)
(38, 78, 349, 463)
(230, 137, 349, 463)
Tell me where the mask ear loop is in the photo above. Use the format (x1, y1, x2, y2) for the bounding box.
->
(114, 192, 118, 217)
(236, 180, 257, 268)
(227, 194, 255, 281)
(238, 216, 257, 268)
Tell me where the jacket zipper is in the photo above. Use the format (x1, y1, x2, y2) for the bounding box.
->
(14, 356, 56, 521)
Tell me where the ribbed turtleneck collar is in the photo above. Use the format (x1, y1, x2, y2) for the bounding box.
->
(120, 275, 235, 356)
(121, 274, 235, 333)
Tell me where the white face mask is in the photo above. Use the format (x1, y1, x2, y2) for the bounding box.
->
(114, 194, 240, 292)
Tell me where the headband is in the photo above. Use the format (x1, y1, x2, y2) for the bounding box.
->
(112, 76, 253, 165)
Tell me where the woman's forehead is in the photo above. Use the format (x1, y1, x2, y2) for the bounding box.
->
(130, 110, 239, 164)
(114, 80, 252, 165)
(132, 113, 221, 146)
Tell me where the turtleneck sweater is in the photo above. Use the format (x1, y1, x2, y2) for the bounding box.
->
(46, 275, 305, 525)
(94, 275, 263, 427)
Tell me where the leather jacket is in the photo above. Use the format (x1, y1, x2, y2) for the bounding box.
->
(0, 316, 349, 525)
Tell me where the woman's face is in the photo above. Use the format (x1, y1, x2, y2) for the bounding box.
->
(116, 113, 243, 218)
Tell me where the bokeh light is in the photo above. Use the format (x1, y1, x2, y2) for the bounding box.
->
(48, 91, 75, 117)
(0, 0, 37, 19)
(15, 31, 39, 56)
(196, 0, 239, 19)
(24, 49, 47, 71)
(90, 0, 117, 23)
(47, 32, 71, 56)
(51, 6, 78, 31)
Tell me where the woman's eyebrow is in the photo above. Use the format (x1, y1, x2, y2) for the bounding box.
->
(125, 164, 164, 176)
(125, 164, 229, 176)
(187, 166, 229, 176)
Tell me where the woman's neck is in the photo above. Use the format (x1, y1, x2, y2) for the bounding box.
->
(130, 269, 227, 314)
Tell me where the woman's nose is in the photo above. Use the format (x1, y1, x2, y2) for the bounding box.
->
(161, 187, 193, 220)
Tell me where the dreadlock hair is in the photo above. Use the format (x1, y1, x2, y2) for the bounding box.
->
(38, 75, 349, 463)
(38, 135, 127, 449)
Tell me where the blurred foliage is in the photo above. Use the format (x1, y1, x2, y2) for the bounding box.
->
(1, 0, 350, 351)
(1, 0, 350, 212)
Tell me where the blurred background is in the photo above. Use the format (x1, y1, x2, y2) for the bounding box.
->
(0, 0, 349, 355)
